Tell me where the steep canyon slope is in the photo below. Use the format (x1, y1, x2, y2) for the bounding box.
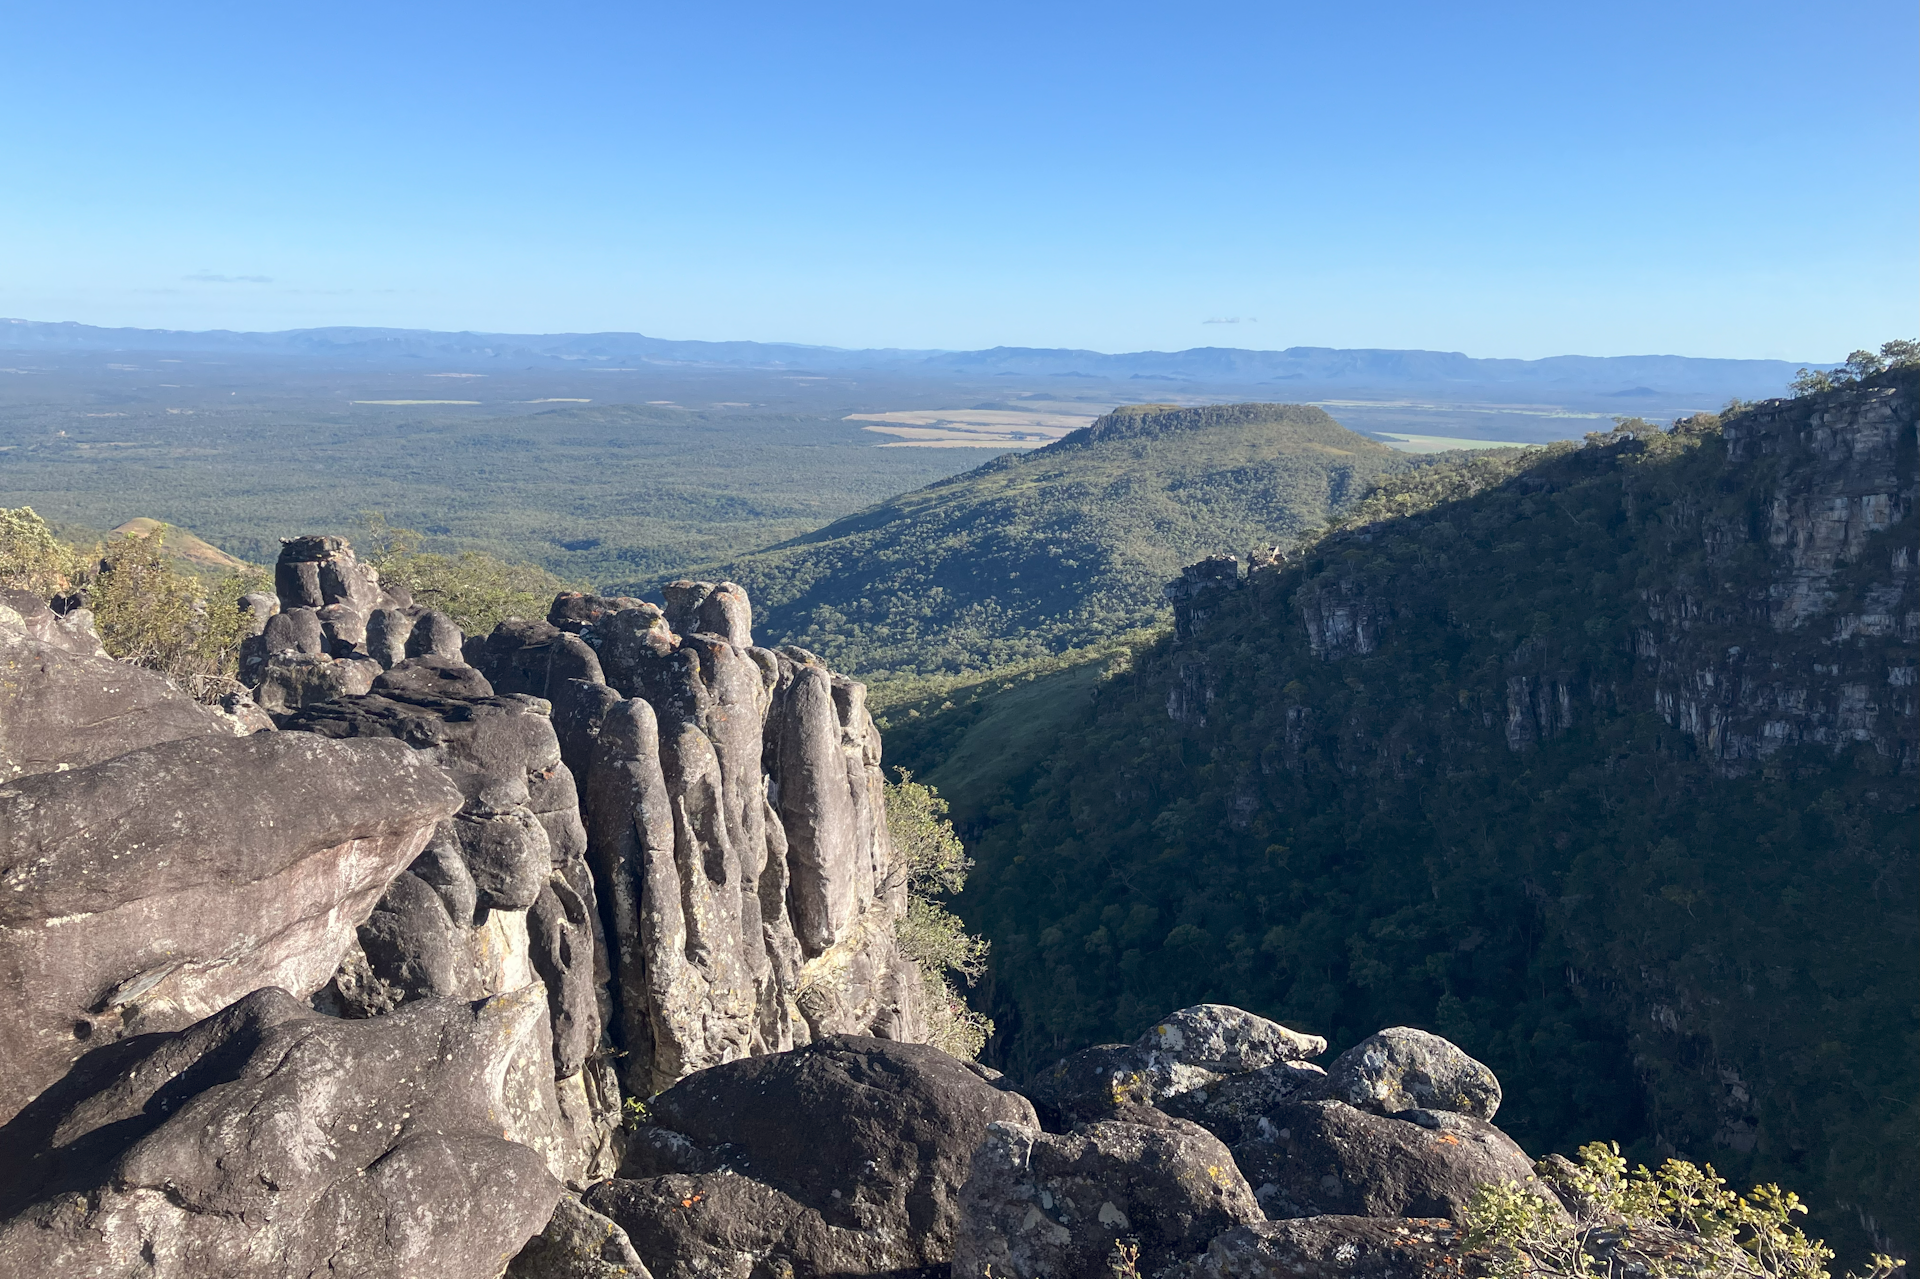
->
(924, 372, 1918, 1263)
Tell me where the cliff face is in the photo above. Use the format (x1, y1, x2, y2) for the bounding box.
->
(951, 372, 1918, 1266)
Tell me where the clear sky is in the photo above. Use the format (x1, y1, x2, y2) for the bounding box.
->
(2, 1, 1912, 360)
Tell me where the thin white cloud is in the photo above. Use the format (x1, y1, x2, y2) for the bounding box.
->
(1202, 316, 1258, 325)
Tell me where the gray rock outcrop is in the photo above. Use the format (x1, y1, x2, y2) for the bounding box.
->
(0, 732, 461, 1125)
(1, 592, 232, 778)
(1227, 1100, 1552, 1221)
(507, 1195, 653, 1279)
(1169, 1216, 1465, 1279)
(592, 1036, 1034, 1278)
(1323, 1026, 1502, 1121)
(951, 1116, 1264, 1279)
(471, 586, 924, 1097)
(0, 986, 565, 1279)
(244, 535, 456, 716)
(1030, 1005, 1327, 1130)
(285, 688, 618, 1180)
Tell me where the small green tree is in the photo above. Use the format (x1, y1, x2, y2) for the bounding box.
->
(1464, 1142, 1903, 1279)
(1790, 339, 1919, 397)
(886, 771, 994, 1058)
(0, 506, 80, 595)
(89, 526, 264, 700)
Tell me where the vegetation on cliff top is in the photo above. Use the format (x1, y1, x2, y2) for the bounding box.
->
(703, 402, 1418, 679)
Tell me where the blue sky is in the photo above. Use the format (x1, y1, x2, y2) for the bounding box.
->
(2, 1, 1912, 360)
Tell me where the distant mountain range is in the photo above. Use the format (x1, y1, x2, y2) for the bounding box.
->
(0, 318, 1816, 397)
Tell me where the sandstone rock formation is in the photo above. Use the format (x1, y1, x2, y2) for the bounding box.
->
(1227, 1100, 1548, 1221)
(473, 588, 924, 1097)
(0, 987, 565, 1279)
(0, 732, 461, 1125)
(1323, 1025, 1503, 1121)
(592, 1036, 1033, 1278)
(951, 1116, 1264, 1279)
(1, 589, 232, 778)
(1169, 1216, 1466, 1279)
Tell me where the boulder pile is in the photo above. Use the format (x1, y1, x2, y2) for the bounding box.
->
(0, 537, 1570, 1278)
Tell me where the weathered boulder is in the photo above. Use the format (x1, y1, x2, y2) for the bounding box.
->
(285, 688, 619, 1179)
(0, 731, 461, 1124)
(408, 607, 466, 659)
(1324, 1027, 1502, 1121)
(0, 987, 566, 1279)
(253, 648, 381, 713)
(1139, 1004, 1328, 1074)
(1030, 1006, 1326, 1132)
(1158, 1061, 1329, 1145)
(275, 532, 385, 611)
(590, 1174, 904, 1279)
(598, 1036, 1034, 1277)
(1228, 1099, 1554, 1222)
(951, 1117, 1264, 1279)
(507, 1194, 654, 1279)
(1168, 1216, 1466, 1279)
(549, 591, 644, 634)
(1027, 1043, 1160, 1129)
(375, 653, 496, 698)
(1, 598, 229, 778)
(0, 587, 106, 657)
(367, 604, 414, 666)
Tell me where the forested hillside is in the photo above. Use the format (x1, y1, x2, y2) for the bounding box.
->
(904, 371, 1917, 1266)
(698, 403, 1414, 678)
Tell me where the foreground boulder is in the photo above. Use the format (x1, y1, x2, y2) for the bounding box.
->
(1, 590, 231, 778)
(1324, 1026, 1503, 1121)
(1227, 1100, 1553, 1221)
(0, 732, 462, 1124)
(1030, 1004, 1327, 1131)
(1168, 1216, 1466, 1279)
(951, 1115, 1264, 1279)
(286, 687, 618, 1181)
(590, 1036, 1034, 1278)
(0, 987, 566, 1279)
(507, 1195, 653, 1279)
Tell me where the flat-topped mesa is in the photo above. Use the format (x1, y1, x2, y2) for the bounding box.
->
(470, 582, 924, 1097)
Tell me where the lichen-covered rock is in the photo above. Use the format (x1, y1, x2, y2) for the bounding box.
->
(508, 1194, 654, 1279)
(1228, 1099, 1554, 1222)
(0, 987, 566, 1279)
(1138, 1004, 1328, 1074)
(950, 1117, 1263, 1279)
(1168, 1216, 1466, 1279)
(1026, 1043, 1161, 1130)
(1158, 1061, 1328, 1145)
(0, 732, 461, 1125)
(1324, 1027, 1502, 1120)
